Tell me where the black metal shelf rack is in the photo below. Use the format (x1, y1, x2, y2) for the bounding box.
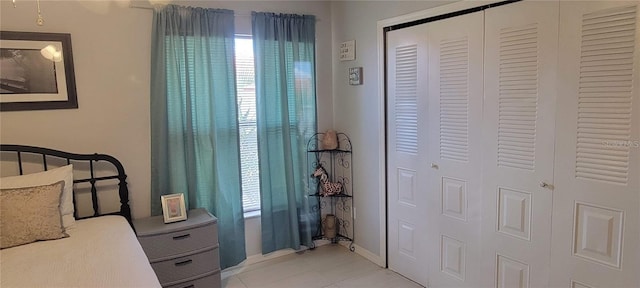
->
(307, 132, 354, 252)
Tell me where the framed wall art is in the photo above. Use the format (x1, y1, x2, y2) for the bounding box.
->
(161, 193, 187, 223)
(0, 31, 78, 111)
(339, 40, 355, 61)
(349, 67, 363, 85)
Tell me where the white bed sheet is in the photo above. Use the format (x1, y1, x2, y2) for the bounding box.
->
(0, 216, 161, 288)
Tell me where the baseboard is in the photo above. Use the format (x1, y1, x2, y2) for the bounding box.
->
(312, 239, 331, 248)
(246, 249, 296, 265)
(222, 249, 297, 276)
(223, 240, 331, 276)
(339, 242, 385, 267)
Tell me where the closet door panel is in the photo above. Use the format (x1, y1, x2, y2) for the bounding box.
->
(426, 11, 485, 288)
(386, 23, 429, 287)
(551, 2, 639, 287)
(482, 1, 559, 287)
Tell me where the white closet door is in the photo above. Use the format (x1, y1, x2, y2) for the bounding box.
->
(551, 2, 639, 287)
(482, 2, 559, 288)
(425, 11, 485, 288)
(386, 23, 429, 287)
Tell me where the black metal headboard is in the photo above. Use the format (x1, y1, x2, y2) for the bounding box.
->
(0, 144, 132, 226)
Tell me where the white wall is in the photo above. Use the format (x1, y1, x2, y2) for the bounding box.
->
(0, 0, 153, 219)
(330, 0, 452, 263)
(0, 0, 331, 258)
(0, 0, 461, 264)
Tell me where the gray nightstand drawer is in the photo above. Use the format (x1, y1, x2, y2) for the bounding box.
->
(165, 270, 221, 288)
(139, 223, 218, 262)
(152, 247, 220, 285)
(133, 209, 220, 288)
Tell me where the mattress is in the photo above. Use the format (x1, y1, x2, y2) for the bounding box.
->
(0, 216, 161, 288)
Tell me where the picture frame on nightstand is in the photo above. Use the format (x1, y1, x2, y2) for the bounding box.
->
(161, 193, 187, 223)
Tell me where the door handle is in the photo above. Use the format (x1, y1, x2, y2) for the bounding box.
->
(540, 181, 554, 190)
(431, 163, 439, 169)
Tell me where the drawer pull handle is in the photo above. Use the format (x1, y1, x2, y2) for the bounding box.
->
(181, 285, 195, 288)
(175, 259, 193, 266)
(173, 234, 191, 240)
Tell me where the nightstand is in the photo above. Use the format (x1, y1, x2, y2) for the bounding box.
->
(133, 208, 221, 288)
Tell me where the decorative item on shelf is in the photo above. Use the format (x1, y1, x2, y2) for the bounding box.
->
(321, 129, 338, 150)
(307, 132, 354, 251)
(311, 165, 343, 197)
(323, 214, 338, 239)
(160, 193, 187, 223)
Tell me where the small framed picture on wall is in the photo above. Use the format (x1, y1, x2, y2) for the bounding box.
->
(161, 193, 187, 223)
(349, 67, 363, 85)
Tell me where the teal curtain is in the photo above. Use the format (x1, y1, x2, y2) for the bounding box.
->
(252, 12, 318, 254)
(150, 5, 246, 269)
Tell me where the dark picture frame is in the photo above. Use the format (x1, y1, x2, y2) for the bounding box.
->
(0, 31, 78, 111)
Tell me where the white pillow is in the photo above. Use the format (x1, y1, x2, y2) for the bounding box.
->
(0, 165, 75, 229)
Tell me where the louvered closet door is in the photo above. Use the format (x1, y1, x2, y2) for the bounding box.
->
(482, 2, 559, 287)
(386, 23, 429, 287)
(550, 2, 639, 287)
(424, 11, 485, 288)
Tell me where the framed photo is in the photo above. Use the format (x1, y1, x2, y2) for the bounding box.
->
(349, 67, 363, 85)
(161, 193, 187, 223)
(0, 31, 78, 111)
(339, 40, 355, 61)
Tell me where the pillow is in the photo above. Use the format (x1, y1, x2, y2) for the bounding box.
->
(0, 165, 75, 229)
(0, 181, 69, 249)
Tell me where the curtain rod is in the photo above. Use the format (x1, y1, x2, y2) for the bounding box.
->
(128, 3, 317, 20)
(128, 3, 261, 17)
(128, 2, 154, 10)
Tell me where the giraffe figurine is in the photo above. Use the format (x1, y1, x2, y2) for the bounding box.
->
(311, 165, 343, 196)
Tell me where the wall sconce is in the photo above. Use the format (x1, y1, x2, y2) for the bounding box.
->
(40, 45, 62, 62)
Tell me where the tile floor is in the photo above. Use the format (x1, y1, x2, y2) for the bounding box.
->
(222, 244, 422, 288)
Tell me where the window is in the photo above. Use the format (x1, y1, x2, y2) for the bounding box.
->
(235, 36, 260, 213)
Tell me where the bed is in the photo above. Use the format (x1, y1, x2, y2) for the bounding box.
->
(0, 144, 161, 288)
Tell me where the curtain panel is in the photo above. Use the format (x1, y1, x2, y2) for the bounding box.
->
(150, 5, 246, 269)
(252, 12, 318, 254)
